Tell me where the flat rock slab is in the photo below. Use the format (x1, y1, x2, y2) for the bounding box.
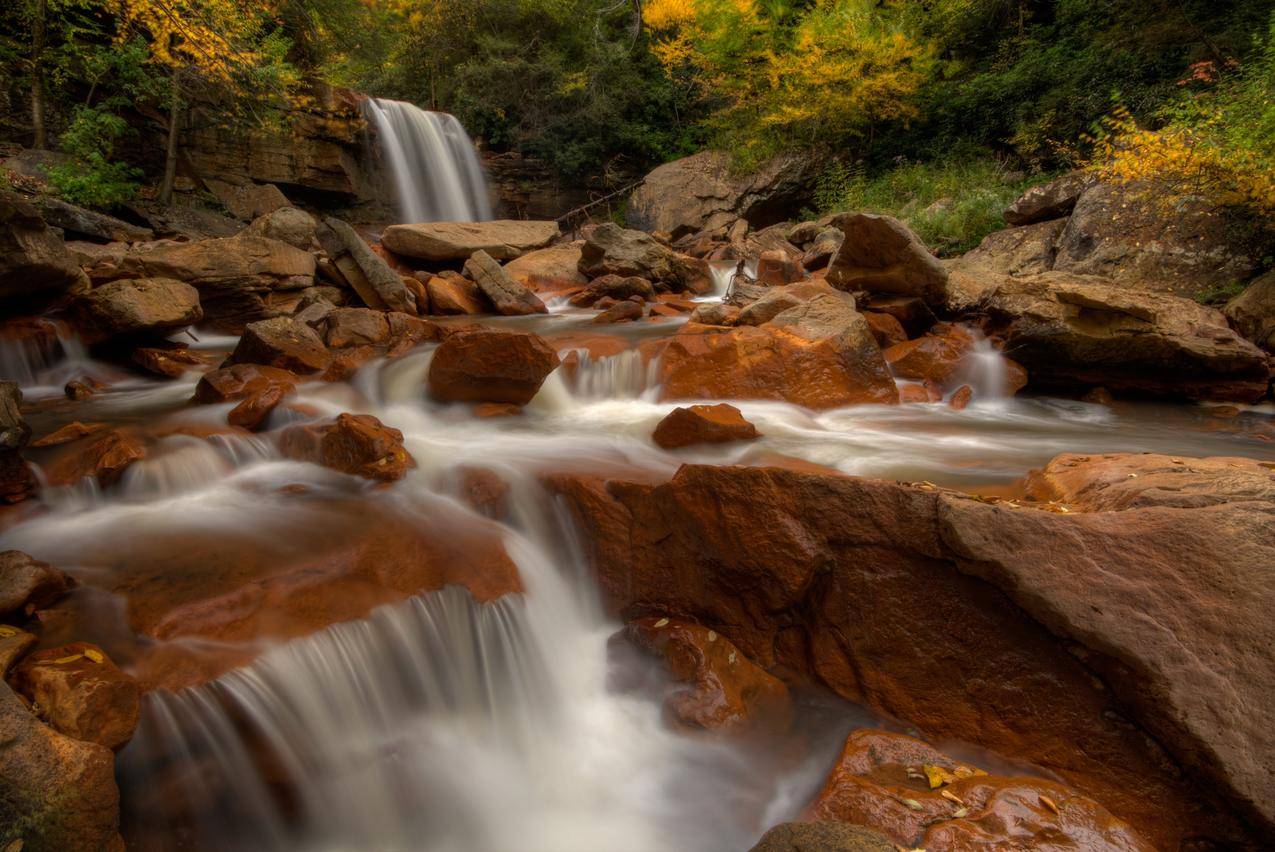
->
(381, 220, 560, 261)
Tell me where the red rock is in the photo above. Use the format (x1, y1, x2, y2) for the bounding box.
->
(863, 311, 907, 349)
(428, 328, 561, 405)
(227, 384, 287, 431)
(474, 403, 523, 418)
(64, 378, 95, 400)
(227, 316, 331, 374)
(43, 428, 146, 487)
(324, 307, 390, 348)
(425, 273, 487, 315)
(457, 466, 510, 518)
(0, 451, 36, 504)
(882, 326, 974, 385)
(898, 384, 931, 404)
(652, 403, 759, 449)
(648, 304, 684, 319)
(279, 413, 415, 482)
(593, 300, 644, 324)
(13, 642, 140, 750)
(503, 242, 588, 294)
(625, 616, 791, 734)
(0, 550, 72, 616)
(749, 822, 894, 852)
(948, 384, 973, 409)
(569, 274, 655, 307)
(193, 363, 297, 405)
(863, 295, 937, 337)
(755, 249, 803, 286)
(131, 344, 207, 378)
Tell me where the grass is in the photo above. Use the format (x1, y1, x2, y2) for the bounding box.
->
(813, 154, 1053, 256)
(1194, 280, 1249, 306)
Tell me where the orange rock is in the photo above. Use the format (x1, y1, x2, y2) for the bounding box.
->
(898, 383, 931, 404)
(227, 384, 288, 431)
(193, 363, 298, 405)
(457, 466, 510, 518)
(12, 642, 140, 750)
(33, 422, 108, 450)
(882, 326, 973, 385)
(428, 327, 561, 405)
(756, 249, 803, 286)
(593, 300, 644, 324)
(425, 274, 487, 315)
(227, 316, 331, 374)
(653, 403, 759, 449)
(863, 311, 907, 348)
(279, 413, 415, 482)
(131, 344, 207, 378)
(0, 550, 72, 616)
(949, 384, 973, 410)
(43, 428, 146, 487)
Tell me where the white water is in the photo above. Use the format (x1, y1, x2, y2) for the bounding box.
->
(363, 98, 493, 224)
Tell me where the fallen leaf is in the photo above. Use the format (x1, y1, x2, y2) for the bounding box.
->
(940, 789, 964, 805)
(50, 653, 84, 665)
(1039, 794, 1060, 815)
(653, 618, 669, 628)
(0, 625, 17, 637)
(83, 648, 105, 664)
(902, 798, 924, 812)
(923, 764, 956, 789)
(951, 807, 969, 818)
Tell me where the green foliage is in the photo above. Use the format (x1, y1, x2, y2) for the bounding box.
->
(47, 106, 143, 207)
(1194, 280, 1249, 306)
(815, 154, 1049, 255)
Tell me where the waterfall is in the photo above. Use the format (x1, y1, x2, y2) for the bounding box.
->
(363, 98, 494, 224)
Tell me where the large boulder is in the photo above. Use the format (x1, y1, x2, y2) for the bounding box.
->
(958, 218, 1066, 277)
(227, 316, 331, 374)
(317, 217, 414, 314)
(12, 643, 140, 750)
(0, 681, 121, 852)
(626, 151, 818, 238)
(981, 272, 1270, 401)
(1226, 269, 1275, 352)
(825, 213, 948, 307)
(1003, 171, 1096, 226)
(0, 190, 87, 309)
(0, 550, 71, 617)
(579, 223, 712, 294)
(652, 403, 759, 449)
(243, 206, 317, 250)
(115, 232, 315, 328)
(463, 250, 547, 315)
(72, 278, 202, 339)
(34, 196, 154, 243)
(546, 457, 1275, 848)
(428, 328, 560, 405)
(381, 220, 559, 262)
(502, 241, 587, 294)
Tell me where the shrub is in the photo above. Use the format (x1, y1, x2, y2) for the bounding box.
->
(46, 106, 142, 209)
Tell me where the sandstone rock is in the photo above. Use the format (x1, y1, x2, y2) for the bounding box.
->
(1004, 171, 1096, 226)
(755, 249, 803, 286)
(73, 277, 202, 339)
(0, 381, 30, 452)
(204, 178, 290, 221)
(737, 282, 831, 327)
(463, 250, 548, 315)
(0, 681, 121, 852)
(324, 307, 390, 348)
(382, 220, 560, 261)
(882, 326, 974, 386)
(0, 550, 72, 617)
(13, 642, 140, 750)
(227, 384, 288, 431)
(807, 730, 1152, 851)
(428, 328, 560, 405)
(129, 202, 241, 240)
(34, 196, 154, 242)
(130, 343, 207, 379)
(318, 217, 415, 314)
(948, 384, 973, 409)
(579, 223, 712, 294)
(653, 403, 759, 449)
(826, 213, 948, 307)
(862, 295, 936, 338)
(960, 218, 1066, 276)
(44, 428, 147, 487)
(228, 316, 332, 374)
(116, 232, 315, 328)
(863, 312, 907, 349)
(456, 466, 510, 518)
(568, 274, 655, 307)
(748, 821, 894, 852)
(30, 421, 110, 448)
(193, 363, 298, 404)
(801, 227, 845, 271)
(502, 241, 587, 294)
(243, 206, 317, 249)
(0, 189, 87, 309)
(279, 413, 415, 482)
(592, 301, 643, 324)
(625, 616, 791, 734)
(626, 151, 818, 238)
(982, 273, 1271, 401)
(0, 625, 36, 676)
(688, 303, 741, 326)
(1226, 269, 1275, 352)
(425, 273, 487, 315)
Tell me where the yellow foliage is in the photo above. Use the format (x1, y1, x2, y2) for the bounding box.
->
(110, 0, 262, 82)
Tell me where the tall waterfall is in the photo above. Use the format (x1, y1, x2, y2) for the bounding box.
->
(363, 97, 494, 223)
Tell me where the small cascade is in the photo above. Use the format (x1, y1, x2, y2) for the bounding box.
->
(0, 319, 94, 394)
(363, 98, 493, 223)
(565, 349, 661, 401)
(952, 332, 1012, 402)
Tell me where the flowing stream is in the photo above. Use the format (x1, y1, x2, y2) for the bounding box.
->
(4, 306, 1274, 851)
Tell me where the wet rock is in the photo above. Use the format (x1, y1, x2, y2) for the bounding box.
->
(456, 466, 510, 519)
(64, 378, 95, 400)
(227, 384, 288, 431)
(982, 272, 1270, 401)
(579, 223, 712, 294)
(0, 550, 72, 617)
(568, 274, 655, 307)
(502, 241, 587, 294)
(381, 220, 560, 262)
(242, 206, 317, 250)
(193, 363, 298, 404)
(34, 195, 154, 243)
(279, 413, 415, 482)
(30, 421, 111, 448)
(428, 327, 561, 405)
(653, 403, 759, 449)
(73, 277, 202, 339)
(687, 303, 740, 326)
(755, 249, 803, 286)
(0, 625, 36, 676)
(748, 821, 894, 852)
(882, 326, 974, 386)
(826, 213, 948, 307)
(131, 343, 207, 378)
(0, 381, 30, 452)
(807, 730, 1152, 851)
(473, 402, 523, 418)
(317, 217, 415, 314)
(0, 680, 121, 852)
(736, 283, 827, 327)
(228, 316, 332, 374)
(0, 189, 88, 309)
(592, 300, 643, 324)
(463, 250, 548, 315)
(425, 273, 487, 315)
(12, 642, 140, 750)
(43, 428, 147, 487)
(861, 295, 936, 338)
(948, 384, 973, 409)
(1226, 269, 1275, 352)
(1003, 171, 1096, 226)
(863, 311, 907, 349)
(625, 616, 791, 734)
(324, 307, 390, 348)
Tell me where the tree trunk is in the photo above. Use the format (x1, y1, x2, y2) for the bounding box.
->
(30, 0, 48, 149)
(158, 73, 183, 206)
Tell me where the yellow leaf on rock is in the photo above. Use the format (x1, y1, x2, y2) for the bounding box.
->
(923, 764, 956, 789)
(51, 654, 83, 665)
(0, 625, 17, 637)
(84, 648, 105, 664)
(940, 789, 964, 805)
(901, 798, 924, 812)
(1039, 794, 1060, 814)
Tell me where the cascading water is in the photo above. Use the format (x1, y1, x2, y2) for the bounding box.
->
(363, 98, 494, 223)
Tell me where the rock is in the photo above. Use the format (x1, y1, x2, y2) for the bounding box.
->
(862, 295, 936, 338)
(0, 381, 30, 452)
(0, 625, 36, 676)
(425, 273, 487, 315)
(72, 277, 202, 339)
(755, 249, 803, 286)
(381, 220, 560, 261)
(863, 312, 907, 349)
(12, 642, 140, 750)
(428, 328, 561, 405)
(131, 343, 207, 378)
(0, 550, 72, 617)
(193, 363, 297, 405)
(43, 429, 147, 487)
(279, 413, 415, 482)
(1053, 180, 1272, 297)
(807, 730, 1152, 851)
(579, 223, 712, 294)
(948, 384, 973, 409)
(324, 307, 390, 348)
(801, 227, 845, 271)
(826, 213, 948, 307)
(30, 421, 111, 448)
(1004, 171, 1096, 226)
(688, 303, 741, 326)
(960, 218, 1066, 276)
(34, 196, 154, 242)
(502, 241, 587, 294)
(115, 232, 315, 328)
(624, 616, 791, 733)
(473, 403, 522, 418)
(463, 250, 548, 315)
(882, 326, 974, 386)
(659, 287, 898, 409)
(653, 403, 759, 449)
(129, 202, 242, 240)
(737, 283, 830, 327)
(568, 274, 655, 307)
(592, 300, 643, 324)
(227, 385, 288, 431)
(204, 178, 290, 221)
(64, 378, 96, 400)
(228, 316, 332, 374)
(242, 206, 317, 250)
(748, 822, 895, 852)
(982, 272, 1271, 401)
(0, 189, 87, 309)
(545, 460, 1274, 847)
(0, 681, 121, 852)
(317, 217, 415, 314)
(456, 466, 510, 519)
(626, 151, 818, 238)
(1226, 269, 1275, 352)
